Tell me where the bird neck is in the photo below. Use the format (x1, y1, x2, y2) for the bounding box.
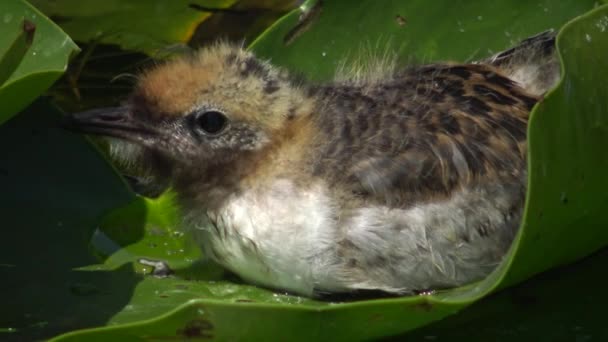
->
(172, 111, 318, 211)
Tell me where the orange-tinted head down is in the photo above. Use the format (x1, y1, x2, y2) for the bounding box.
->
(132, 42, 310, 131)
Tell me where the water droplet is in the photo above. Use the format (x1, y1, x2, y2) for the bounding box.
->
(595, 16, 608, 32)
(321, 51, 327, 57)
(32, 51, 37, 56)
(477, 15, 483, 21)
(457, 21, 465, 33)
(585, 34, 592, 42)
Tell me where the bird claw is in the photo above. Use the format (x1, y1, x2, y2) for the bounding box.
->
(138, 258, 174, 277)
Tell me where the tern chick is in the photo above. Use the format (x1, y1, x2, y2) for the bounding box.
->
(67, 31, 558, 297)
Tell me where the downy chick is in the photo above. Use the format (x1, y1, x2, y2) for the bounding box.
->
(66, 31, 559, 297)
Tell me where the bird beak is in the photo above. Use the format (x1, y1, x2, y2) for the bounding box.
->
(63, 107, 157, 141)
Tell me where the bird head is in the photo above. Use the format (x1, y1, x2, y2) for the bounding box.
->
(66, 43, 313, 184)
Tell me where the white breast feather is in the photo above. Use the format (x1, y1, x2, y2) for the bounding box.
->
(189, 179, 338, 296)
(186, 179, 518, 296)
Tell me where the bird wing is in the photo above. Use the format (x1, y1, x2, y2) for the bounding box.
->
(312, 63, 535, 207)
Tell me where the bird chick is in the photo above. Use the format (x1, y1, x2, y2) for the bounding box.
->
(67, 32, 558, 297)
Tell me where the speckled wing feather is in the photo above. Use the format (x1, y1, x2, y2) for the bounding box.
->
(311, 63, 537, 208)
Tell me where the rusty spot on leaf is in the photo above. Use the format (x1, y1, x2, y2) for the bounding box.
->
(177, 319, 214, 339)
(395, 14, 407, 27)
(22, 20, 36, 45)
(235, 298, 256, 303)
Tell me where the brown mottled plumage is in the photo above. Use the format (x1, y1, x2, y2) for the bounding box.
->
(310, 63, 534, 207)
(66, 31, 559, 297)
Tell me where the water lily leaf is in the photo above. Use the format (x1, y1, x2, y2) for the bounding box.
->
(250, 0, 606, 81)
(0, 19, 35, 86)
(0, 0, 78, 125)
(497, 5, 608, 289)
(27, 0, 239, 54)
(3, 1, 607, 341)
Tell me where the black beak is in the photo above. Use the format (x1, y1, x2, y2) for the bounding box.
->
(63, 107, 157, 140)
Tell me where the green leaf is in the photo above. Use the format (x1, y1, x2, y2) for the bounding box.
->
(0, 0, 78, 125)
(502, 5, 608, 287)
(27, 0, 239, 54)
(0, 19, 35, 86)
(3, 1, 608, 341)
(250, 0, 603, 81)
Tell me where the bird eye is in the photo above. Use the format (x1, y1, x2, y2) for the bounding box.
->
(195, 110, 228, 135)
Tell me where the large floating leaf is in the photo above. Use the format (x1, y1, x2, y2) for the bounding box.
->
(28, 0, 238, 54)
(0, 0, 78, 124)
(2, 0, 607, 341)
(251, 0, 606, 81)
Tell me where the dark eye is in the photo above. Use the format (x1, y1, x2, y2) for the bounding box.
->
(195, 110, 228, 135)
